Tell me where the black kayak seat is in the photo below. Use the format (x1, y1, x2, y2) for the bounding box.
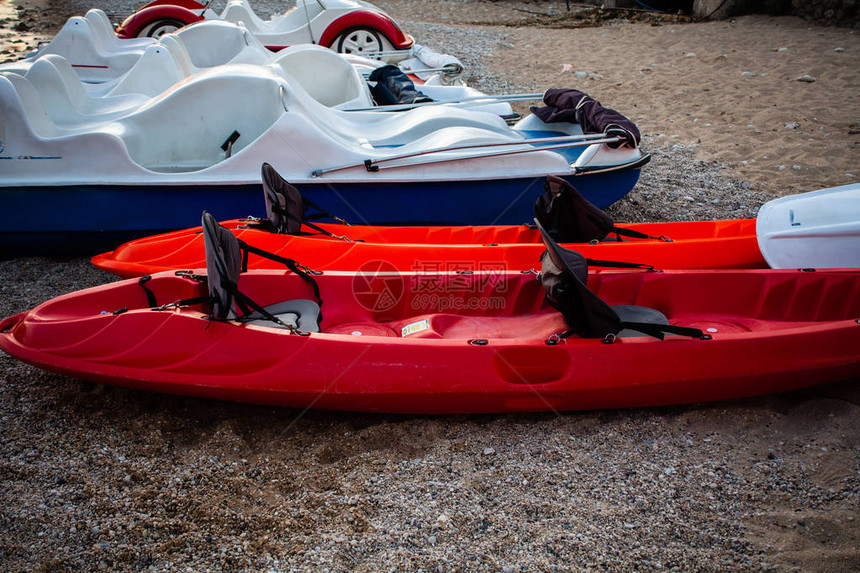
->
(201, 210, 321, 333)
(536, 219, 670, 339)
(262, 162, 304, 234)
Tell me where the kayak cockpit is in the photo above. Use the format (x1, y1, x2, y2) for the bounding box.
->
(199, 208, 700, 342)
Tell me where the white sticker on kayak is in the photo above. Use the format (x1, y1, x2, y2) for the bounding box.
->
(401, 319, 431, 337)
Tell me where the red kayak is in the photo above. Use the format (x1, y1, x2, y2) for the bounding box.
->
(93, 218, 763, 277)
(92, 166, 765, 277)
(4, 216, 858, 413)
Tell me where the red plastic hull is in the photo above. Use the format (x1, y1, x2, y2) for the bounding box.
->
(92, 219, 765, 278)
(2, 269, 859, 413)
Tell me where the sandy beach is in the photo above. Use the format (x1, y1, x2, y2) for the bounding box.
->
(0, 0, 859, 570)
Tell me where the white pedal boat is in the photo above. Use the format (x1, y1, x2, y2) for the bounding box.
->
(3, 9, 448, 84)
(0, 58, 647, 251)
(10, 36, 507, 132)
(115, 0, 414, 60)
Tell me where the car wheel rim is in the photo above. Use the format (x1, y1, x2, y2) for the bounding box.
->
(340, 30, 382, 54)
(150, 23, 180, 38)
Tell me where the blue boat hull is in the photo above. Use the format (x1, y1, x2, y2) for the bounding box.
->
(0, 170, 640, 256)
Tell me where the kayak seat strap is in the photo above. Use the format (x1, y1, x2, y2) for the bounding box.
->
(202, 210, 322, 333)
(235, 299, 321, 332)
(612, 305, 668, 338)
(138, 275, 158, 308)
(238, 240, 323, 317)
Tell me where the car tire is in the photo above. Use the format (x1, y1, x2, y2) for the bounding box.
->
(333, 27, 384, 58)
(140, 18, 186, 38)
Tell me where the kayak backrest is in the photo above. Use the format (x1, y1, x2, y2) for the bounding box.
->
(262, 162, 304, 234)
(202, 211, 242, 319)
(534, 175, 615, 243)
(536, 219, 623, 338)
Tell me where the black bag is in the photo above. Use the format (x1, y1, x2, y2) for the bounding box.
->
(368, 65, 433, 106)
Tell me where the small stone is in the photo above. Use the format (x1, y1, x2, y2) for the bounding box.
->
(792, 165, 801, 170)
(428, 535, 437, 545)
(742, 71, 757, 78)
(482, 447, 495, 455)
(784, 122, 800, 129)
(683, 196, 695, 202)
(834, 47, 845, 52)
(778, 165, 786, 171)
(685, 52, 696, 57)
(796, 75, 816, 83)
(573, 71, 588, 79)
(775, 47, 788, 52)
(741, 181, 750, 189)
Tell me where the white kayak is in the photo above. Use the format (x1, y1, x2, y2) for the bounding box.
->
(756, 182, 860, 269)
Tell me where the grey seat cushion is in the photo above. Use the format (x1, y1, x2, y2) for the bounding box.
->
(237, 299, 321, 333)
(612, 305, 669, 338)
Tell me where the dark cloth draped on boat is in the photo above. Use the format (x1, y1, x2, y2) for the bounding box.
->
(368, 65, 434, 106)
(530, 88, 640, 149)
